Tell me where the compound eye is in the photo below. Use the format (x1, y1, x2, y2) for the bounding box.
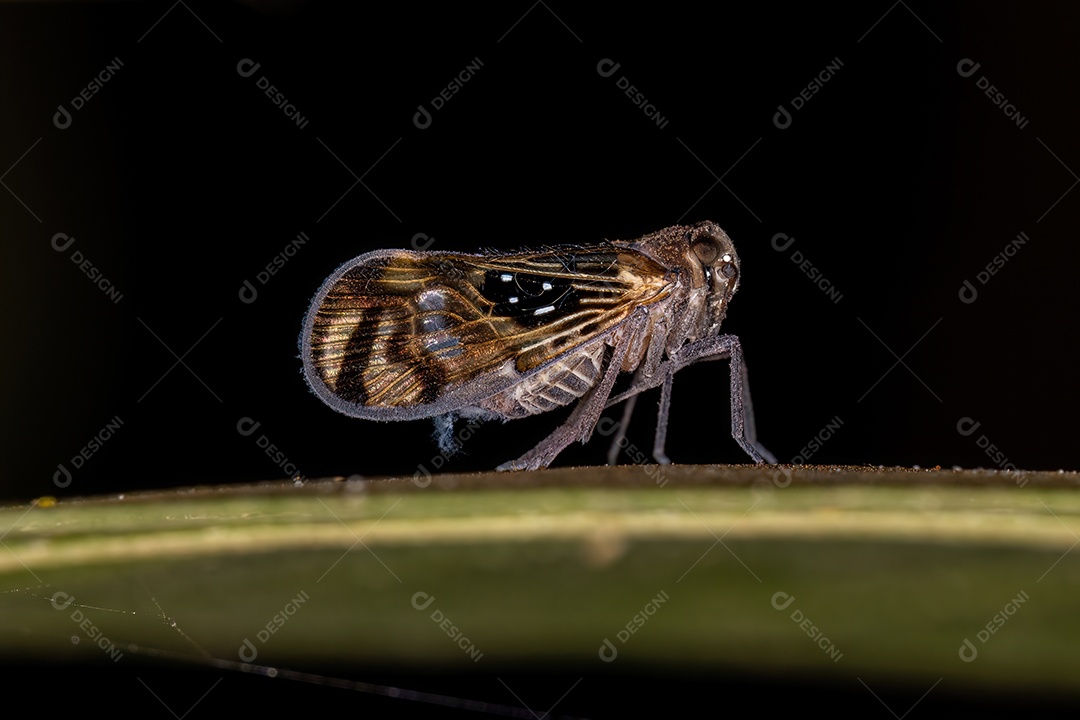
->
(691, 236, 720, 264)
(720, 253, 737, 279)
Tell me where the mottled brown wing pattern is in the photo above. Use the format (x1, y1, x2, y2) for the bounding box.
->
(304, 247, 674, 417)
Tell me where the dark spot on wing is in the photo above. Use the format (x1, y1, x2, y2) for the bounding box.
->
(479, 269, 580, 326)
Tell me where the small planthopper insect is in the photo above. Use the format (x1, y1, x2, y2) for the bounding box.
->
(300, 221, 775, 471)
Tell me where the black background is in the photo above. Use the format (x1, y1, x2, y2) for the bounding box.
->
(3, 2, 1078, 501)
(2, 1, 1079, 714)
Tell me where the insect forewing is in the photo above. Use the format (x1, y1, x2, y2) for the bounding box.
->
(301, 247, 673, 421)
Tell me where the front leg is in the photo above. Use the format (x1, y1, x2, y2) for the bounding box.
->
(710, 334, 775, 465)
(607, 334, 775, 465)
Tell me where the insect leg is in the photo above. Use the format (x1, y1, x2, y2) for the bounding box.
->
(652, 363, 675, 465)
(498, 328, 637, 472)
(603, 334, 775, 464)
(606, 319, 667, 464)
(734, 348, 774, 463)
(606, 392, 638, 466)
(602, 361, 678, 464)
(678, 334, 775, 464)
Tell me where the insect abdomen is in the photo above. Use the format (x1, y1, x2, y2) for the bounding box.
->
(481, 344, 604, 419)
